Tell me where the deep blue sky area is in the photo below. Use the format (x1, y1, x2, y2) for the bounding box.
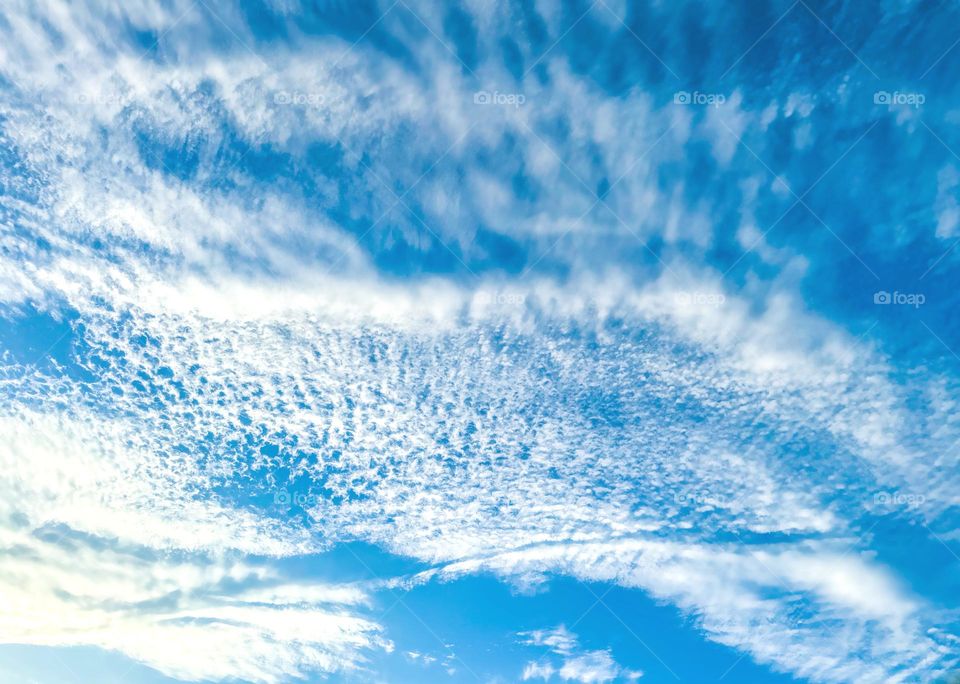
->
(1, 1, 959, 683)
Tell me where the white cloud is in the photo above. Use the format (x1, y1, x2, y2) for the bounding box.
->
(521, 626, 579, 656)
(2, 263, 956, 680)
(445, 538, 955, 683)
(0, 514, 387, 684)
(558, 651, 620, 683)
(519, 626, 640, 683)
(0, 411, 391, 682)
(3, 258, 957, 681)
(523, 661, 556, 681)
(935, 165, 960, 239)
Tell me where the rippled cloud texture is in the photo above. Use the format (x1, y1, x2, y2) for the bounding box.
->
(1, 1, 959, 682)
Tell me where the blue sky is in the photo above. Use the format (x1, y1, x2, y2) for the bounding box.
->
(1, 0, 959, 682)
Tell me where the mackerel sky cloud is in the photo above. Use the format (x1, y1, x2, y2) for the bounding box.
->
(1, 1, 959, 683)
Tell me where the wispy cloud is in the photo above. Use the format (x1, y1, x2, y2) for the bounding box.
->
(520, 626, 642, 683)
